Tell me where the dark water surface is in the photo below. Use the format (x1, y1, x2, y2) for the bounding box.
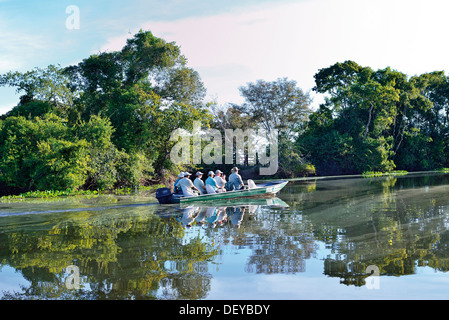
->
(1, 173, 449, 300)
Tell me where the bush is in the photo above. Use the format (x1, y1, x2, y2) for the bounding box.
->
(0, 114, 90, 191)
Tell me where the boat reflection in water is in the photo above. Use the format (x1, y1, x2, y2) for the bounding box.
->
(169, 198, 289, 229)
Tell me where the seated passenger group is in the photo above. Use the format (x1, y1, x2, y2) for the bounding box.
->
(174, 167, 244, 197)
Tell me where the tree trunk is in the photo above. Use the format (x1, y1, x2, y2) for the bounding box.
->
(363, 103, 374, 140)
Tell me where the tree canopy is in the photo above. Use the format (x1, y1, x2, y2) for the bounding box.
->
(225, 78, 313, 177)
(299, 60, 449, 175)
(0, 30, 211, 192)
(2, 31, 449, 194)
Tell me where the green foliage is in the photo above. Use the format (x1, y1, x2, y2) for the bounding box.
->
(232, 77, 311, 134)
(0, 114, 89, 190)
(151, 102, 213, 173)
(121, 29, 184, 85)
(228, 78, 314, 177)
(3, 34, 449, 194)
(75, 115, 128, 190)
(1, 100, 54, 119)
(0, 65, 74, 118)
(34, 135, 89, 190)
(362, 170, 408, 177)
(115, 151, 153, 188)
(300, 60, 449, 175)
(0, 30, 212, 194)
(0, 188, 99, 200)
(65, 29, 211, 177)
(280, 150, 316, 178)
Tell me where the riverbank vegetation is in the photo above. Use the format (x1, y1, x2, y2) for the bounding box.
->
(1, 30, 449, 196)
(0, 184, 164, 201)
(299, 60, 449, 175)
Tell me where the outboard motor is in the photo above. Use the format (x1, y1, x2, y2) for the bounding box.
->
(156, 187, 173, 204)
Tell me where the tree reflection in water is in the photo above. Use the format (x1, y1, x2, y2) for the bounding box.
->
(293, 174, 449, 286)
(0, 203, 218, 300)
(2, 174, 449, 299)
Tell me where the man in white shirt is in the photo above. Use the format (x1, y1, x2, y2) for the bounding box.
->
(214, 170, 226, 193)
(179, 172, 200, 197)
(193, 171, 206, 194)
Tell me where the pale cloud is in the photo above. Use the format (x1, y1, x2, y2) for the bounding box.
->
(139, 4, 319, 104)
(0, 19, 50, 73)
(0, 18, 51, 114)
(3, 0, 449, 113)
(99, 1, 323, 105)
(86, 0, 449, 107)
(0, 20, 45, 112)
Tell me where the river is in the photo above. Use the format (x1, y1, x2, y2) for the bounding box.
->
(1, 172, 449, 300)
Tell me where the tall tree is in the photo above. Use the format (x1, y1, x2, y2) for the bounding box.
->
(230, 78, 312, 177)
(0, 30, 212, 191)
(233, 78, 311, 136)
(302, 61, 406, 174)
(64, 30, 210, 177)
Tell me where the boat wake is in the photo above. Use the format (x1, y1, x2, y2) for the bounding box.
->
(0, 202, 159, 217)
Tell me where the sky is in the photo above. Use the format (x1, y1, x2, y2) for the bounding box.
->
(2, 0, 449, 115)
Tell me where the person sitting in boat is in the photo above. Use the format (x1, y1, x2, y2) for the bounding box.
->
(174, 172, 185, 194)
(179, 172, 200, 197)
(205, 171, 218, 194)
(214, 170, 226, 193)
(194, 171, 206, 194)
(229, 167, 244, 190)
